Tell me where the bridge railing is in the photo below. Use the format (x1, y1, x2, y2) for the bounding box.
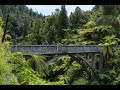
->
(10, 45, 105, 54)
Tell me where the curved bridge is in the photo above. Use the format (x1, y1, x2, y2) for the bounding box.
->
(10, 45, 119, 76)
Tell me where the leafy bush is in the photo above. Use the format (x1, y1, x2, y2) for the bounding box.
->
(71, 77, 88, 85)
(9, 52, 64, 85)
(0, 17, 18, 84)
(90, 49, 120, 85)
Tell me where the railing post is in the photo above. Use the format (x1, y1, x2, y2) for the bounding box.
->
(31, 45, 33, 53)
(57, 43, 58, 53)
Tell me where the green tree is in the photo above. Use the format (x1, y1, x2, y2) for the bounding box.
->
(69, 7, 82, 29)
(57, 5, 68, 41)
(0, 17, 18, 84)
(69, 7, 90, 29)
(96, 5, 120, 37)
(25, 18, 47, 44)
(44, 14, 57, 44)
(102, 5, 118, 15)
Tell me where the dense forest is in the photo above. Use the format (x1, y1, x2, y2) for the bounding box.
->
(1, 5, 120, 85)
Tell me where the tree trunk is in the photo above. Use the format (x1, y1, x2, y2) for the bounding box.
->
(2, 14, 9, 43)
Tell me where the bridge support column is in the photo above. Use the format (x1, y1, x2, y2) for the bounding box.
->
(99, 54, 103, 72)
(92, 53, 96, 71)
(86, 53, 92, 66)
(90, 53, 96, 77)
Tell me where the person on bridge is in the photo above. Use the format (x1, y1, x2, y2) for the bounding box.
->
(42, 40, 49, 45)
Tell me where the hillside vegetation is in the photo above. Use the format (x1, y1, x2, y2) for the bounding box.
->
(0, 5, 120, 85)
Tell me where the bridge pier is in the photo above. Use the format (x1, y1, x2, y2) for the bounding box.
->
(93, 53, 103, 73)
(75, 52, 104, 77)
(99, 55, 103, 72)
(91, 53, 96, 72)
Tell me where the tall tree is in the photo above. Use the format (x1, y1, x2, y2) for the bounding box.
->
(45, 15, 56, 44)
(57, 5, 68, 41)
(26, 18, 47, 44)
(96, 5, 120, 36)
(69, 6, 89, 29)
(102, 5, 118, 15)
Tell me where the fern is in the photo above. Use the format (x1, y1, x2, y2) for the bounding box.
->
(27, 55, 49, 77)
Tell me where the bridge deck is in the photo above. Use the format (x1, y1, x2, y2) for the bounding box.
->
(10, 45, 104, 54)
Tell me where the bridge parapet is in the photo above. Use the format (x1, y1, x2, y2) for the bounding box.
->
(10, 45, 104, 54)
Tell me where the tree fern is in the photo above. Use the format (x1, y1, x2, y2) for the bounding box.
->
(27, 55, 49, 77)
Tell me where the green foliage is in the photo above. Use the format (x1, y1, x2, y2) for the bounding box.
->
(0, 17, 3, 27)
(1, 5, 120, 85)
(57, 5, 68, 41)
(57, 75, 70, 84)
(9, 52, 27, 74)
(0, 32, 10, 75)
(25, 18, 47, 44)
(52, 55, 71, 72)
(27, 55, 49, 77)
(83, 21, 96, 29)
(69, 7, 82, 29)
(90, 49, 120, 85)
(46, 80, 64, 85)
(0, 5, 44, 44)
(102, 35, 120, 45)
(0, 18, 18, 84)
(45, 15, 57, 43)
(0, 29, 9, 73)
(96, 15, 119, 32)
(0, 73, 18, 85)
(71, 77, 88, 85)
(99, 35, 120, 61)
(102, 5, 118, 15)
(62, 25, 114, 45)
(16, 68, 47, 85)
(90, 5, 103, 21)
(47, 55, 84, 84)
(64, 61, 82, 83)
(9, 51, 64, 85)
(60, 5, 68, 29)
